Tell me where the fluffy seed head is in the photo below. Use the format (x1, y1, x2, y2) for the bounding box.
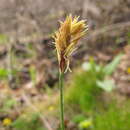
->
(53, 15, 88, 73)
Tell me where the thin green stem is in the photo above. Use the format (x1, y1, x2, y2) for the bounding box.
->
(59, 72, 64, 130)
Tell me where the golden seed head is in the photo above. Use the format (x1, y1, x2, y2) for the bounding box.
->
(53, 14, 88, 73)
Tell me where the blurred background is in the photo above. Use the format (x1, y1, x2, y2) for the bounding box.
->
(0, 0, 130, 129)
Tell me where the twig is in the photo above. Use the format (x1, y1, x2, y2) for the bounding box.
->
(7, 38, 13, 88)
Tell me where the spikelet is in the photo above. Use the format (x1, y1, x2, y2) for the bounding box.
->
(53, 15, 88, 73)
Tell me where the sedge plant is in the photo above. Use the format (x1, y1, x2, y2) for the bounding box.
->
(53, 14, 88, 130)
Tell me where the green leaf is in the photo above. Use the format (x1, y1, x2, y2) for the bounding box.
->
(104, 54, 123, 75)
(72, 114, 87, 123)
(78, 119, 93, 129)
(82, 62, 102, 72)
(97, 80, 115, 92)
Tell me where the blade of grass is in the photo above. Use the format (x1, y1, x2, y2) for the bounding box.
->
(59, 72, 64, 130)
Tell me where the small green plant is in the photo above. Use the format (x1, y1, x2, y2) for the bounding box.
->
(12, 113, 45, 130)
(93, 103, 130, 130)
(66, 64, 103, 112)
(71, 100, 130, 130)
(66, 54, 122, 113)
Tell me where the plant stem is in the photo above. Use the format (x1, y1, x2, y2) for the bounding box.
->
(59, 72, 64, 130)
